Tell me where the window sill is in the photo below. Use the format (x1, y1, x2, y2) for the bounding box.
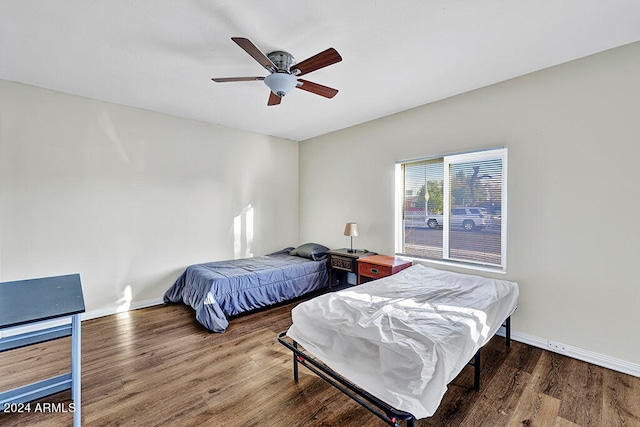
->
(395, 254, 507, 275)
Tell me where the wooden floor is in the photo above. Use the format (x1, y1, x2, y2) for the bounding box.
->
(1, 300, 639, 427)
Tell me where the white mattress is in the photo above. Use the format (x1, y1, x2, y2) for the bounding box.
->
(286, 264, 519, 419)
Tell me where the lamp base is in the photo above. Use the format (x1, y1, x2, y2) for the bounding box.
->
(347, 249, 356, 253)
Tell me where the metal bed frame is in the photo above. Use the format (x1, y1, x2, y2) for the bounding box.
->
(278, 317, 511, 427)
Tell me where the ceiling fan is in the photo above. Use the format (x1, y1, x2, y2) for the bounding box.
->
(212, 37, 342, 106)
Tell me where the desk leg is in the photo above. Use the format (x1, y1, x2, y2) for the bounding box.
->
(71, 314, 81, 426)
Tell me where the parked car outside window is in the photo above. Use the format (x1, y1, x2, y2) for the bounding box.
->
(426, 207, 489, 231)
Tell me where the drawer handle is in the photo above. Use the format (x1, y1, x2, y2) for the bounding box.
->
(370, 268, 379, 274)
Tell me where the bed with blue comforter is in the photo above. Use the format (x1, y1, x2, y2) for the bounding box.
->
(163, 244, 329, 332)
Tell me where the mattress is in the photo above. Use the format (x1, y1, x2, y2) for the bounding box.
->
(286, 263, 519, 419)
(164, 248, 328, 332)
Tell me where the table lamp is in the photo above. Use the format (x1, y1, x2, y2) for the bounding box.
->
(343, 222, 359, 253)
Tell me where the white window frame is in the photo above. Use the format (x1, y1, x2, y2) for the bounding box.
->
(395, 147, 508, 273)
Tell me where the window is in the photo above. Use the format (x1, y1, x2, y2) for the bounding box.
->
(395, 148, 507, 271)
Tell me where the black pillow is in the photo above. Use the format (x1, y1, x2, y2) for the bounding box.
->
(290, 243, 330, 261)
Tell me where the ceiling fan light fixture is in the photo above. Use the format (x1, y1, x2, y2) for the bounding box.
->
(264, 72, 298, 97)
(212, 38, 342, 105)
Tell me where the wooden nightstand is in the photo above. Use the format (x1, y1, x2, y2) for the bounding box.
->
(357, 255, 412, 285)
(328, 248, 377, 287)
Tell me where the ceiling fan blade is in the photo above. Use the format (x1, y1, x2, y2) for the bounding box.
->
(296, 79, 339, 98)
(268, 91, 282, 106)
(211, 77, 264, 82)
(293, 48, 342, 76)
(231, 37, 277, 71)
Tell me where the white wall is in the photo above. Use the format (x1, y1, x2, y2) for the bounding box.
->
(299, 42, 640, 366)
(1, 43, 638, 372)
(0, 81, 299, 314)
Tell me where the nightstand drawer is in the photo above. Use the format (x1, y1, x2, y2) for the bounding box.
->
(331, 255, 356, 272)
(356, 255, 412, 285)
(358, 262, 392, 279)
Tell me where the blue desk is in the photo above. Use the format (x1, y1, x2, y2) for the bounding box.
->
(0, 274, 85, 426)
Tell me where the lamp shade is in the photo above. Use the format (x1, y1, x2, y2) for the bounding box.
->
(343, 222, 359, 237)
(264, 72, 298, 97)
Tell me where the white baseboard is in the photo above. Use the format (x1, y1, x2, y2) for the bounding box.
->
(0, 297, 164, 338)
(3, 301, 638, 379)
(497, 326, 640, 378)
(81, 305, 640, 378)
(81, 297, 165, 321)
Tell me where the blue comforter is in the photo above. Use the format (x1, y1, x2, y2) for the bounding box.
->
(163, 248, 329, 332)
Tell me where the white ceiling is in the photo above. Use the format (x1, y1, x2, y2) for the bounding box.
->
(2, 1, 639, 142)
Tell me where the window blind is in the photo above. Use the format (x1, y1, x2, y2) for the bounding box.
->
(397, 148, 507, 270)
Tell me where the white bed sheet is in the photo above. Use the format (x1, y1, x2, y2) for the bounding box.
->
(286, 264, 519, 419)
